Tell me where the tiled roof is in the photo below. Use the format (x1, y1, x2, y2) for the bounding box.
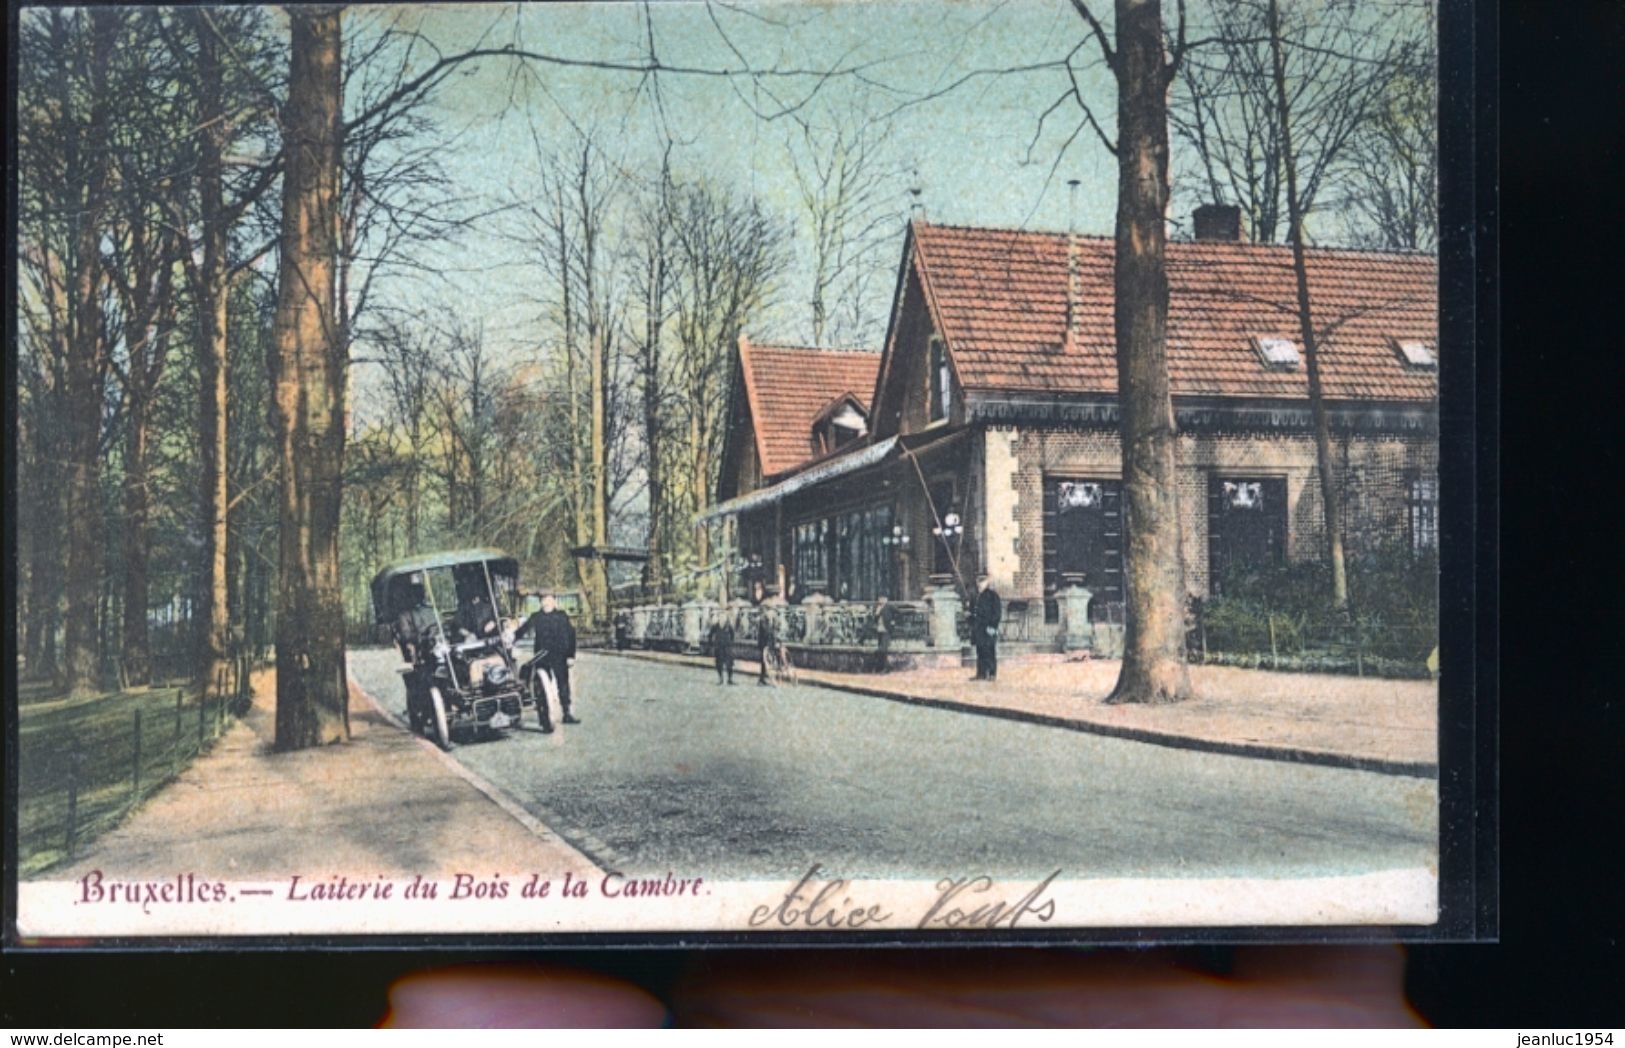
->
(739, 338, 882, 477)
(911, 221, 1438, 402)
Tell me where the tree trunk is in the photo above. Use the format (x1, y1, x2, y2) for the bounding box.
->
(590, 325, 610, 617)
(1267, 0, 1349, 609)
(60, 11, 115, 698)
(693, 430, 712, 572)
(120, 388, 153, 686)
(271, 7, 349, 748)
(642, 330, 664, 591)
(1106, 0, 1191, 705)
(405, 413, 421, 550)
(190, 11, 235, 691)
(24, 406, 65, 681)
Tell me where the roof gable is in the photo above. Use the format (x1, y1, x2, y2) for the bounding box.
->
(737, 337, 883, 477)
(906, 221, 1439, 403)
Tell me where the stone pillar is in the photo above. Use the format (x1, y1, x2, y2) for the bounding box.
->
(801, 591, 832, 645)
(628, 605, 649, 646)
(680, 600, 707, 653)
(982, 427, 1021, 593)
(924, 584, 962, 650)
(1057, 585, 1095, 652)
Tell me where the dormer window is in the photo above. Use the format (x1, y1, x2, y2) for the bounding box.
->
(1394, 338, 1437, 370)
(929, 336, 951, 422)
(812, 395, 869, 455)
(1253, 336, 1301, 370)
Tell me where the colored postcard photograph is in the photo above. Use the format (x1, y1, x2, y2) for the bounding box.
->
(10, 0, 1464, 942)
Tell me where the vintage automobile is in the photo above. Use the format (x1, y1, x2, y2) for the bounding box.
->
(370, 548, 543, 749)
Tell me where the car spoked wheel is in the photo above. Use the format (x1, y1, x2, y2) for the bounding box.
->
(428, 686, 453, 751)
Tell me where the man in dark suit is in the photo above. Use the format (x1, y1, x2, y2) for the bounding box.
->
(872, 595, 895, 674)
(392, 575, 438, 664)
(969, 573, 1002, 682)
(750, 579, 775, 686)
(515, 590, 579, 731)
(709, 611, 737, 685)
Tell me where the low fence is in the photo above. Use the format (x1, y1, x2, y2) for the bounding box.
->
(16, 655, 258, 878)
(617, 587, 1107, 671)
(634, 599, 927, 646)
(617, 591, 1433, 679)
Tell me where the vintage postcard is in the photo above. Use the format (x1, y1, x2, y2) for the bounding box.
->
(10, 0, 1475, 944)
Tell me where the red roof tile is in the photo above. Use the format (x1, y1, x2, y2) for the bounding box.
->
(911, 222, 1438, 403)
(739, 339, 882, 477)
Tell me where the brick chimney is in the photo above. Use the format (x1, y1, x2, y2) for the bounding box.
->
(1065, 179, 1082, 347)
(1193, 203, 1246, 242)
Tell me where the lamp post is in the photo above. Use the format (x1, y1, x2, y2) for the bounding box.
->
(881, 522, 910, 597)
(734, 553, 765, 597)
(930, 510, 964, 590)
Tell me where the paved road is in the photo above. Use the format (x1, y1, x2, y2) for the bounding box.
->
(349, 648, 1436, 881)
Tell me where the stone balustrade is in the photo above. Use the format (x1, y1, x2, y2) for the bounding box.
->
(613, 588, 1101, 673)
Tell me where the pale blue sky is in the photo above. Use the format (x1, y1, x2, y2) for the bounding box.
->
(349, 0, 1124, 363)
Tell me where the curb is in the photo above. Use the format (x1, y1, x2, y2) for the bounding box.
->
(605, 649, 1439, 780)
(349, 674, 616, 872)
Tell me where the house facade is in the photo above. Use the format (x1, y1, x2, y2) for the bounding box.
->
(705, 216, 1438, 632)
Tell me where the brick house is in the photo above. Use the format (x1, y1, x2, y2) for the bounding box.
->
(704, 215, 1438, 633)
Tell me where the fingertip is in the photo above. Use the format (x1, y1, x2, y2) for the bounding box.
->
(383, 963, 670, 1029)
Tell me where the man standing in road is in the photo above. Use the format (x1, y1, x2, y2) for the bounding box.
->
(872, 595, 894, 674)
(751, 579, 775, 686)
(515, 590, 580, 731)
(969, 572, 1002, 682)
(709, 610, 737, 685)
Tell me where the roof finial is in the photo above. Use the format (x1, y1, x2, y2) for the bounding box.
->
(909, 168, 926, 221)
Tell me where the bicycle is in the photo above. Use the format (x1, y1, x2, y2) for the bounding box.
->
(762, 642, 798, 686)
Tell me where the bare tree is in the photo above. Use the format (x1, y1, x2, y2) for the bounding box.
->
(1176, 0, 1429, 608)
(668, 181, 790, 573)
(17, 9, 122, 696)
(1264, 0, 1352, 608)
(1341, 3, 1436, 252)
(154, 7, 284, 695)
(104, 99, 185, 686)
(784, 106, 906, 346)
(1169, 0, 1412, 244)
(515, 133, 631, 619)
(270, 6, 348, 748)
(369, 312, 440, 551)
(1065, 0, 1198, 705)
(626, 154, 678, 590)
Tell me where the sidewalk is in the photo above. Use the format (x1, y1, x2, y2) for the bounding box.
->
(47, 668, 599, 882)
(612, 649, 1438, 778)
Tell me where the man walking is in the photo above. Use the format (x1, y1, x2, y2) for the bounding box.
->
(515, 590, 580, 731)
(709, 611, 737, 685)
(969, 572, 1002, 682)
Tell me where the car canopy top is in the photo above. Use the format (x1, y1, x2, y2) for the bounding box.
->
(371, 548, 519, 624)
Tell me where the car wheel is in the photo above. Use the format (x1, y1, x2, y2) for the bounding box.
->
(429, 686, 453, 751)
